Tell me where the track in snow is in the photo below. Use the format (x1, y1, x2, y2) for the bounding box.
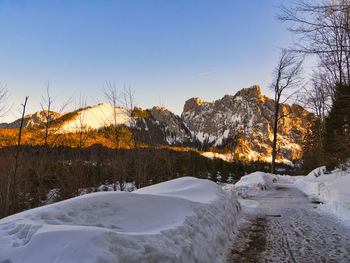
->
(228, 185, 350, 263)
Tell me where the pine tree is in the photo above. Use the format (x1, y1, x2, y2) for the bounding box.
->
(302, 119, 323, 173)
(323, 84, 350, 170)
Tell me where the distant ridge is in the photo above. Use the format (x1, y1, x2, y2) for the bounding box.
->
(0, 86, 316, 163)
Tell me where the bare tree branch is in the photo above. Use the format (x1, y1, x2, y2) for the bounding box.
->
(270, 50, 303, 173)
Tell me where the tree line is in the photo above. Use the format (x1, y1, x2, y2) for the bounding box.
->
(0, 144, 283, 219)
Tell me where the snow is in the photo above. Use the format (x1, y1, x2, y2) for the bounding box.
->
(235, 171, 295, 191)
(60, 103, 131, 132)
(235, 171, 275, 190)
(235, 168, 350, 226)
(134, 177, 217, 204)
(195, 131, 211, 144)
(201, 151, 234, 162)
(230, 183, 350, 262)
(200, 150, 294, 164)
(294, 166, 350, 226)
(0, 177, 241, 263)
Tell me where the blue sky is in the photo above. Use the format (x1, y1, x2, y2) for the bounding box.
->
(0, 0, 294, 121)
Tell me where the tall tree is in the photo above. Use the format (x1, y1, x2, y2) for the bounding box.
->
(40, 83, 70, 147)
(6, 96, 28, 215)
(323, 83, 350, 169)
(279, 0, 350, 87)
(279, 1, 350, 170)
(270, 50, 303, 173)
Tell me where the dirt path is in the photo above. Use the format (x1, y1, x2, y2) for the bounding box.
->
(227, 185, 350, 263)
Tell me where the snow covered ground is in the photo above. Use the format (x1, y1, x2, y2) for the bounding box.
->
(228, 183, 350, 262)
(228, 168, 350, 262)
(294, 166, 350, 225)
(60, 103, 131, 132)
(235, 168, 350, 226)
(0, 177, 240, 263)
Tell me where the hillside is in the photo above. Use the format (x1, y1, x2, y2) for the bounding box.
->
(0, 86, 316, 163)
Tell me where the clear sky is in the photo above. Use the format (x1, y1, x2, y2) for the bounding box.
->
(0, 0, 294, 122)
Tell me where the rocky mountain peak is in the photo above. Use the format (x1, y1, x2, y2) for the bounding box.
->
(151, 106, 168, 112)
(181, 86, 316, 163)
(183, 97, 208, 113)
(234, 85, 263, 101)
(0, 110, 61, 129)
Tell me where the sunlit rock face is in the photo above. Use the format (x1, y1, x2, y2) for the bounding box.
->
(181, 85, 317, 163)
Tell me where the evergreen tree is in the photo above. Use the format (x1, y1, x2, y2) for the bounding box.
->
(302, 119, 323, 173)
(323, 84, 350, 170)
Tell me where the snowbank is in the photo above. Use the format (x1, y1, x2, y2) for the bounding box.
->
(134, 176, 218, 203)
(235, 171, 274, 190)
(235, 171, 295, 191)
(0, 177, 240, 263)
(294, 166, 350, 225)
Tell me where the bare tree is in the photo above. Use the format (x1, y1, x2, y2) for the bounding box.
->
(103, 82, 123, 191)
(300, 71, 333, 121)
(0, 82, 9, 119)
(103, 82, 122, 146)
(6, 96, 28, 215)
(279, 0, 350, 86)
(103, 82, 137, 191)
(121, 85, 137, 147)
(75, 94, 88, 148)
(40, 83, 70, 147)
(41, 85, 54, 146)
(270, 50, 303, 173)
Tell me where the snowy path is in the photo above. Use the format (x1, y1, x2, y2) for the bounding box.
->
(227, 185, 350, 263)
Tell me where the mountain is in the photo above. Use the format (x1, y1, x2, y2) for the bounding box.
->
(133, 106, 193, 146)
(58, 103, 131, 132)
(0, 104, 130, 131)
(0, 111, 61, 129)
(181, 85, 316, 162)
(0, 86, 316, 163)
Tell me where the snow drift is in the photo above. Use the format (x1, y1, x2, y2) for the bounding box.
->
(294, 166, 350, 225)
(235, 171, 295, 190)
(0, 177, 240, 263)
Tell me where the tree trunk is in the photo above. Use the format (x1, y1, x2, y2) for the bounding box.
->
(271, 100, 279, 174)
(8, 96, 28, 215)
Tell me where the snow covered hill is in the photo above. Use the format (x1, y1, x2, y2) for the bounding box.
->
(0, 177, 241, 263)
(59, 103, 131, 132)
